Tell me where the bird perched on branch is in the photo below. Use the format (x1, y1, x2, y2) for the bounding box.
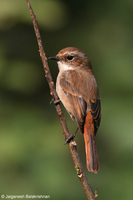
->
(49, 47, 101, 173)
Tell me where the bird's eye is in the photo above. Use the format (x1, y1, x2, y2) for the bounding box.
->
(67, 56, 73, 60)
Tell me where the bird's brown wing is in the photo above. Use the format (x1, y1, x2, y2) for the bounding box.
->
(90, 99, 101, 135)
(60, 70, 87, 133)
(60, 70, 101, 134)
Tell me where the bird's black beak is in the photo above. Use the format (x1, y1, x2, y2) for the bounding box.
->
(48, 56, 60, 61)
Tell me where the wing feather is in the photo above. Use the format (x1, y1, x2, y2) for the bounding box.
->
(90, 99, 101, 135)
(59, 70, 101, 134)
(60, 70, 87, 133)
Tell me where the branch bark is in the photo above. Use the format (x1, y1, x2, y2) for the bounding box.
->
(25, 1, 96, 199)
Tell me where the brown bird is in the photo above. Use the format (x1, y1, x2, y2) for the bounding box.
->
(49, 47, 101, 173)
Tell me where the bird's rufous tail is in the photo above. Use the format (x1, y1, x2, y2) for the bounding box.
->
(84, 111, 99, 173)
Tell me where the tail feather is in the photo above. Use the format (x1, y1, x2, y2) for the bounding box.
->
(84, 131, 99, 173)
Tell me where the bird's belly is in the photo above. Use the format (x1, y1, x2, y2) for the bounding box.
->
(56, 80, 74, 119)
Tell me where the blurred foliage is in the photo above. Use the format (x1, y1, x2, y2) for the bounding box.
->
(0, 0, 133, 199)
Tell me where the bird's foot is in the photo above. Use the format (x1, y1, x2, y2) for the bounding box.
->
(65, 128, 79, 144)
(50, 98, 61, 105)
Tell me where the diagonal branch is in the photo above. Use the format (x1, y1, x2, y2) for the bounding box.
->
(25, 1, 96, 199)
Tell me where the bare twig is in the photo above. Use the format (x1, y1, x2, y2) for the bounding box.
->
(25, 1, 96, 199)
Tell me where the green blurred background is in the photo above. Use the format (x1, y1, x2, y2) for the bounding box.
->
(0, 0, 133, 199)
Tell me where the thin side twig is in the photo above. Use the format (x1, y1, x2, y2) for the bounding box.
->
(25, 1, 96, 199)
